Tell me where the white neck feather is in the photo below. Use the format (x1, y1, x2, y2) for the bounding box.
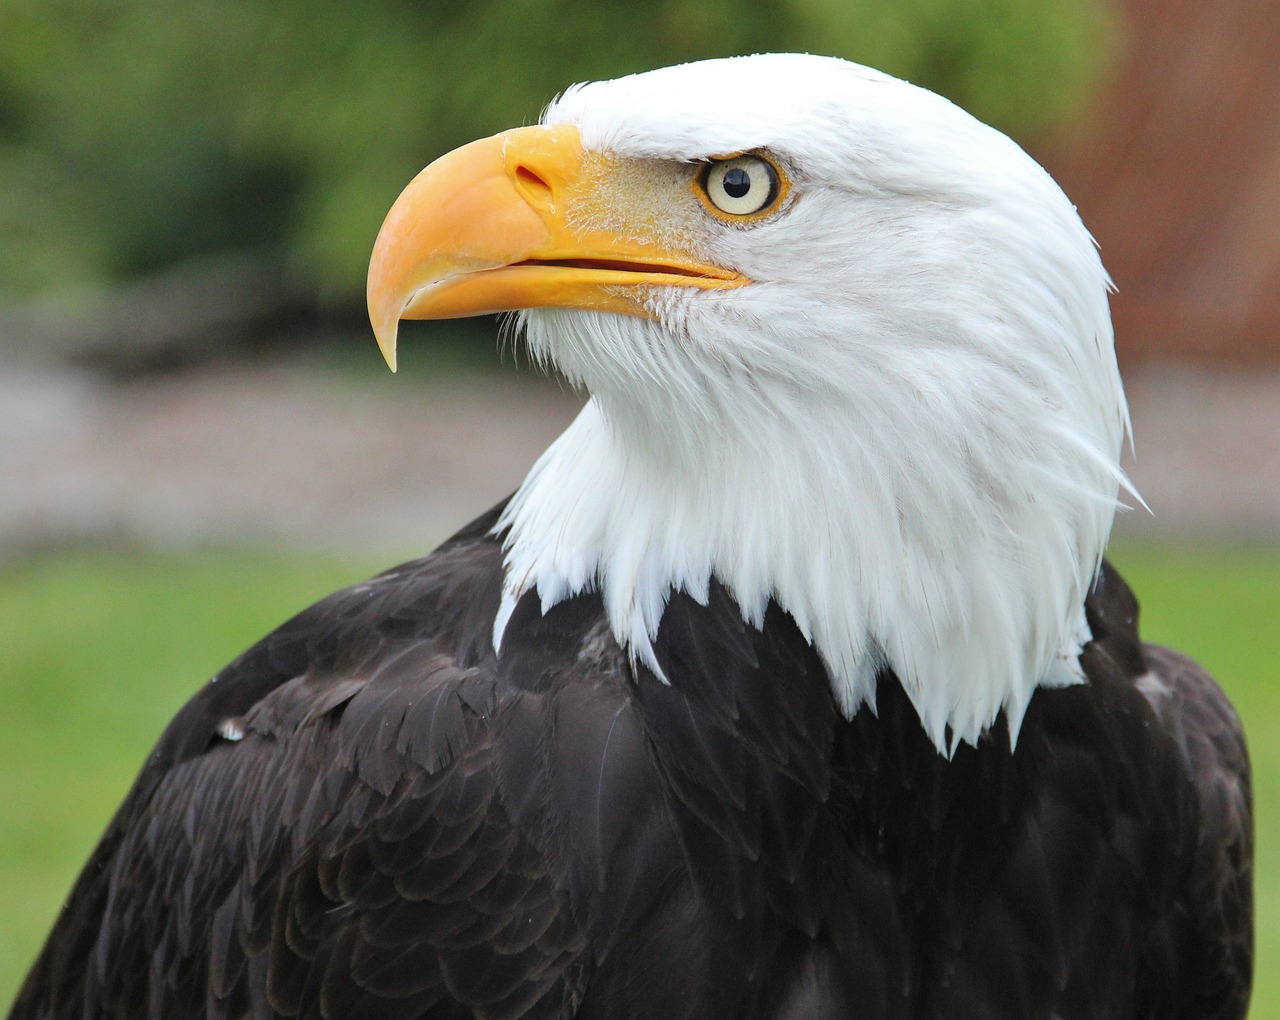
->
(495, 299, 1128, 755)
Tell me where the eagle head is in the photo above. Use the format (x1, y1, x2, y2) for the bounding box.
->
(367, 53, 1133, 754)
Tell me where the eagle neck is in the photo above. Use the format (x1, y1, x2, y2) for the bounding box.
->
(494, 378, 1107, 756)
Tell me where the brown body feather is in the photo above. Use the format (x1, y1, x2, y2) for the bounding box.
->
(9, 504, 1252, 1018)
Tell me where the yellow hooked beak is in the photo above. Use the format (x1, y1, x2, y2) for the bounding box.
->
(366, 125, 747, 371)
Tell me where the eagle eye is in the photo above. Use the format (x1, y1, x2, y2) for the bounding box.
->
(699, 155, 784, 219)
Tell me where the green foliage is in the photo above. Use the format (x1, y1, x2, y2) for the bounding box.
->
(0, 540, 1276, 1012)
(0, 0, 1114, 301)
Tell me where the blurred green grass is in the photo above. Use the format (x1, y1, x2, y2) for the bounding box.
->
(0, 541, 1276, 1012)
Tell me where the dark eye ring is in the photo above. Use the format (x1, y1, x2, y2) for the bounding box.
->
(701, 155, 781, 217)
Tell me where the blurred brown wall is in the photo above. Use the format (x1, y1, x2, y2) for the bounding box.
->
(1038, 0, 1280, 364)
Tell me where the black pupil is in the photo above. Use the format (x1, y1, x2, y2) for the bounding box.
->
(722, 166, 752, 198)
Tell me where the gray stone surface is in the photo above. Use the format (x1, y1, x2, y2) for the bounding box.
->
(2, 359, 1277, 561)
(1119, 365, 1280, 539)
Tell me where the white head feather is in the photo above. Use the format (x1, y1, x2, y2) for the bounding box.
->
(493, 53, 1132, 753)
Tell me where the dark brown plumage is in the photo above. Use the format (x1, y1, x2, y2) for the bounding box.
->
(9, 503, 1252, 1019)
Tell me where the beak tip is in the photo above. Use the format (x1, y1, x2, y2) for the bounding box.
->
(373, 320, 400, 373)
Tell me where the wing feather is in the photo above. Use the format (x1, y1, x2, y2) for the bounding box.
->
(11, 513, 599, 1020)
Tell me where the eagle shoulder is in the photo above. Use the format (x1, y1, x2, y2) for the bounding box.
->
(1083, 561, 1254, 1017)
(10, 505, 678, 1020)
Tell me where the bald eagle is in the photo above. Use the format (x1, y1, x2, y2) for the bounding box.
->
(11, 54, 1251, 1019)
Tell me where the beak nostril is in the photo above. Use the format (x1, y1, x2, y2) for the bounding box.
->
(513, 163, 555, 209)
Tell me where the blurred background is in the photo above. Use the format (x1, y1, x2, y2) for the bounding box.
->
(1, 0, 1277, 1013)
